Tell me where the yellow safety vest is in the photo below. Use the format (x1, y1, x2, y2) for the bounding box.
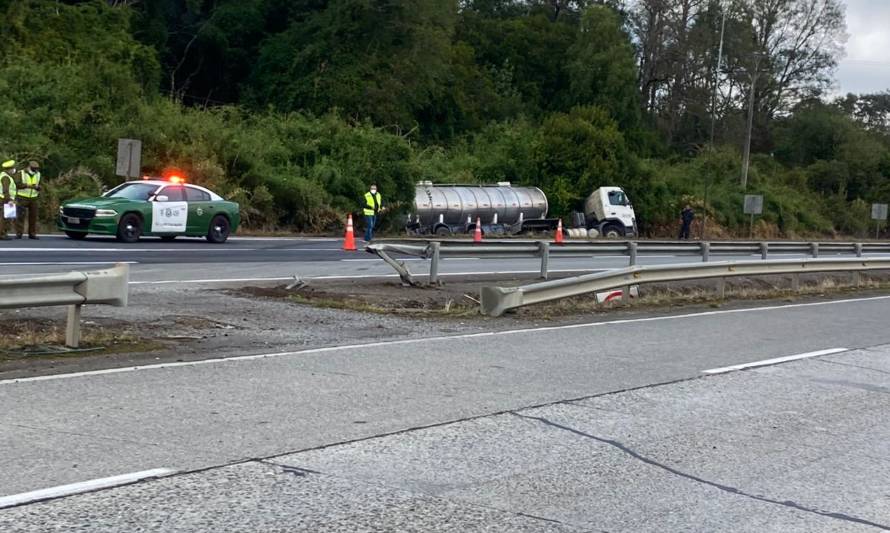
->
(0, 172, 15, 200)
(363, 191, 382, 216)
(17, 170, 40, 199)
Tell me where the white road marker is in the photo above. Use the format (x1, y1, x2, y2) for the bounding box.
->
(0, 468, 176, 509)
(1, 297, 886, 386)
(701, 348, 849, 375)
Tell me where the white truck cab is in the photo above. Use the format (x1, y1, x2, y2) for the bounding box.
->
(583, 187, 637, 238)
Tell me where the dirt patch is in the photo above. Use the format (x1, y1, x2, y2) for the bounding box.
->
(234, 272, 890, 319)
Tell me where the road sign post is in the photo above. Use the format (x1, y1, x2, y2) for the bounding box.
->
(871, 203, 888, 239)
(743, 195, 763, 239)
(116, 139, 142, 179)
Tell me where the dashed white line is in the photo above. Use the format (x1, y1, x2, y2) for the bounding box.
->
(1, 297, 886, 385)
(701, 348, 849, 375)
(0, 468, 176, 509)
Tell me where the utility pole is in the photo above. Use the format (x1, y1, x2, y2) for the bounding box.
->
(704, 0, 729, 240)
(741, 53, 762, 190)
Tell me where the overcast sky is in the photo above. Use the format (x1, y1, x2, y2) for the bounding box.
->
(836, 0, 890, 95)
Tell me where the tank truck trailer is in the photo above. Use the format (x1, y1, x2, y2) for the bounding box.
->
(406, 182, 638, 238)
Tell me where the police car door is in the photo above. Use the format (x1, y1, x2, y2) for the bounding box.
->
(185, 186, 211, 235)
(152, 185, 187, 235)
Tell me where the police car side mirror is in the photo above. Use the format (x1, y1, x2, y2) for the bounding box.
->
(155, 195, 169, 202)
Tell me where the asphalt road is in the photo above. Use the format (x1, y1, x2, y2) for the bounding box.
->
(2, 295, 890, 530)
(2, 234, 884, 285)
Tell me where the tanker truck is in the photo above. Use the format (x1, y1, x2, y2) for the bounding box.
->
(406, 182, 637, 238)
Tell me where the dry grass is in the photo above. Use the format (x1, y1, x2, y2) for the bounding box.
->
(0, 318, 160, 359)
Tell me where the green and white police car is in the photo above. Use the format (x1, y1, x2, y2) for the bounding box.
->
(58, 177, 241, 243)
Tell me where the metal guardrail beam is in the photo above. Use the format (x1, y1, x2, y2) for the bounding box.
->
(0, 264, 130, 347)
(367, 239, 889, 285)
(480, 258, 890, 316)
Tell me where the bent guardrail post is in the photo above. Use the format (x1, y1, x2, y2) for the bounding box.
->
(480, 258, 890, 317)
(0, 263, 129, 348)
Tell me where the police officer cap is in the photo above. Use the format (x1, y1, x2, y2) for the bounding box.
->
(28, 161, 39, 169)
(1, 160, 14, 169)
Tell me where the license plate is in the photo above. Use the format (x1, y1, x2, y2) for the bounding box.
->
(68, 217, 80, 224)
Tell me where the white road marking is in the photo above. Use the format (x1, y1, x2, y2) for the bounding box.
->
(1, 296, 886, 386)
(701, 348, 849, 375)
(0, 248, 257, 253)
(0, 261, 139, 266)
(0, 468, 176, 509)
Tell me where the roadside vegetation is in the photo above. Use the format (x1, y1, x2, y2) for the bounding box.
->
(1, 0, 887, 238)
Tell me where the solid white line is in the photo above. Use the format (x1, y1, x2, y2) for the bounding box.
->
(0, 248, 257, 253)
(0, 261, 139, 266)
(2, 296, 888, 386)
(0, 468, 176, 509)
(702, 348, 849, 375)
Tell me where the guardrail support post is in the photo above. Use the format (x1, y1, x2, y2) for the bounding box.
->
(760, 242, 769, 260)
(621, 285, 630, 306)
(701, 242, 710, 262)
(852, 271, 862, 287)
(66, 304, 82, 348)
(429, 242, 441, 285)
(716, 277, 726, 300)
(628, 241, 638, 266)
(855, 243, 864, 258)
(791, 274, 801, 293)
(811, 243, 819, 258)
(538, 241, 550, 280)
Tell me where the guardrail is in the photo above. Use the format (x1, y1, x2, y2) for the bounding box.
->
(367, 240, 890, 286)
(480, 258, 890, 316)
(0, 264, 129, 347)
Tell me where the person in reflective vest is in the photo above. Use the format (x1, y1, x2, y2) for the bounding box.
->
(0, 160, 16, 240)
(16, 160, 41, 239)
(362, 184, 383, 242)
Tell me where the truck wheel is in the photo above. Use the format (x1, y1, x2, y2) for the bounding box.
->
(435, 226, 452, 237)
(206, 215, 230, 243)
(116, 213, 143, 243)
(602, 224, 624, 239)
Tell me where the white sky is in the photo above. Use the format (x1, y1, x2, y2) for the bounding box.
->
(836, 0, 890, 94)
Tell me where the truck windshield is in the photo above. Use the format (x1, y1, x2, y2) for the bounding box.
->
(104, 183, 160, 201)
(608, 191, 629, 206)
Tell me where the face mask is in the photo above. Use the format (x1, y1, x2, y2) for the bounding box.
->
(370, 189, 377, 194)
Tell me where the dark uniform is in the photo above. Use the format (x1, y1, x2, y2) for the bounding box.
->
(679, 206, 694, 240)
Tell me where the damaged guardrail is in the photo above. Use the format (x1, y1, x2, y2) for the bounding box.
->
(367, 240, 887, 286)
(480, 258, 890, 317)
(0, 263, 129, 347)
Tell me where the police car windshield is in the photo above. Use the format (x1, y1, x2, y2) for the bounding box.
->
(104, 183, 160, 201)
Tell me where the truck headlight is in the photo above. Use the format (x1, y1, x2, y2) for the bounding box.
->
(95, 209, 118, 218)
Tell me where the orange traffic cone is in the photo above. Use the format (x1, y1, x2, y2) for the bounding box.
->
(473, 217, 483, 244)
(554, 219, 565, 245)
(343, 214, 357, 251)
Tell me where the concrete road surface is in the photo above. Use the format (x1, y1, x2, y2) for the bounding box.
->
(1, 296, 890, 530)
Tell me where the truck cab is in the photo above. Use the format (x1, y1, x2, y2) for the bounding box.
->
(583, 187, 637, 238)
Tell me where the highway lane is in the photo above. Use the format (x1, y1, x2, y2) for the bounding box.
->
(2, 295, 890, 507)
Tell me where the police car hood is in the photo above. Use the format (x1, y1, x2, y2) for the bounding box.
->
(63, 197, 134, 209)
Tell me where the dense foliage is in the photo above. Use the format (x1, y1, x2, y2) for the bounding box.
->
(1, 0, 888, 237)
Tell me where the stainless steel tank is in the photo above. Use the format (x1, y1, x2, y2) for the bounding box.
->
(413, 183, 548, 227)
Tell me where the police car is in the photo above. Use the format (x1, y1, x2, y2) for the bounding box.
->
(58, 176, 241, 243)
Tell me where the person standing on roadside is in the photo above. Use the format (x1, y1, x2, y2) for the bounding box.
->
(0, 160, 16, 240)
(15, 160, 41, 239)
(679, 204, 694, 240)
(363, 183, 383, 242)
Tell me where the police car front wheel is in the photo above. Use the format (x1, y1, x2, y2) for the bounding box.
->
(117, 213, 143, 243)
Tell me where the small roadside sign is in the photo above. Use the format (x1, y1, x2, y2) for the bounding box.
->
(743, 195, 763, 215)
(871, 203, 888, 221)
(116, 139, 142, 178)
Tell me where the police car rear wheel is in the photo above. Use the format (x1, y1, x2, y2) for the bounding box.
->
(206, 215, 230, 244)
(116, 213, 143, 243)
